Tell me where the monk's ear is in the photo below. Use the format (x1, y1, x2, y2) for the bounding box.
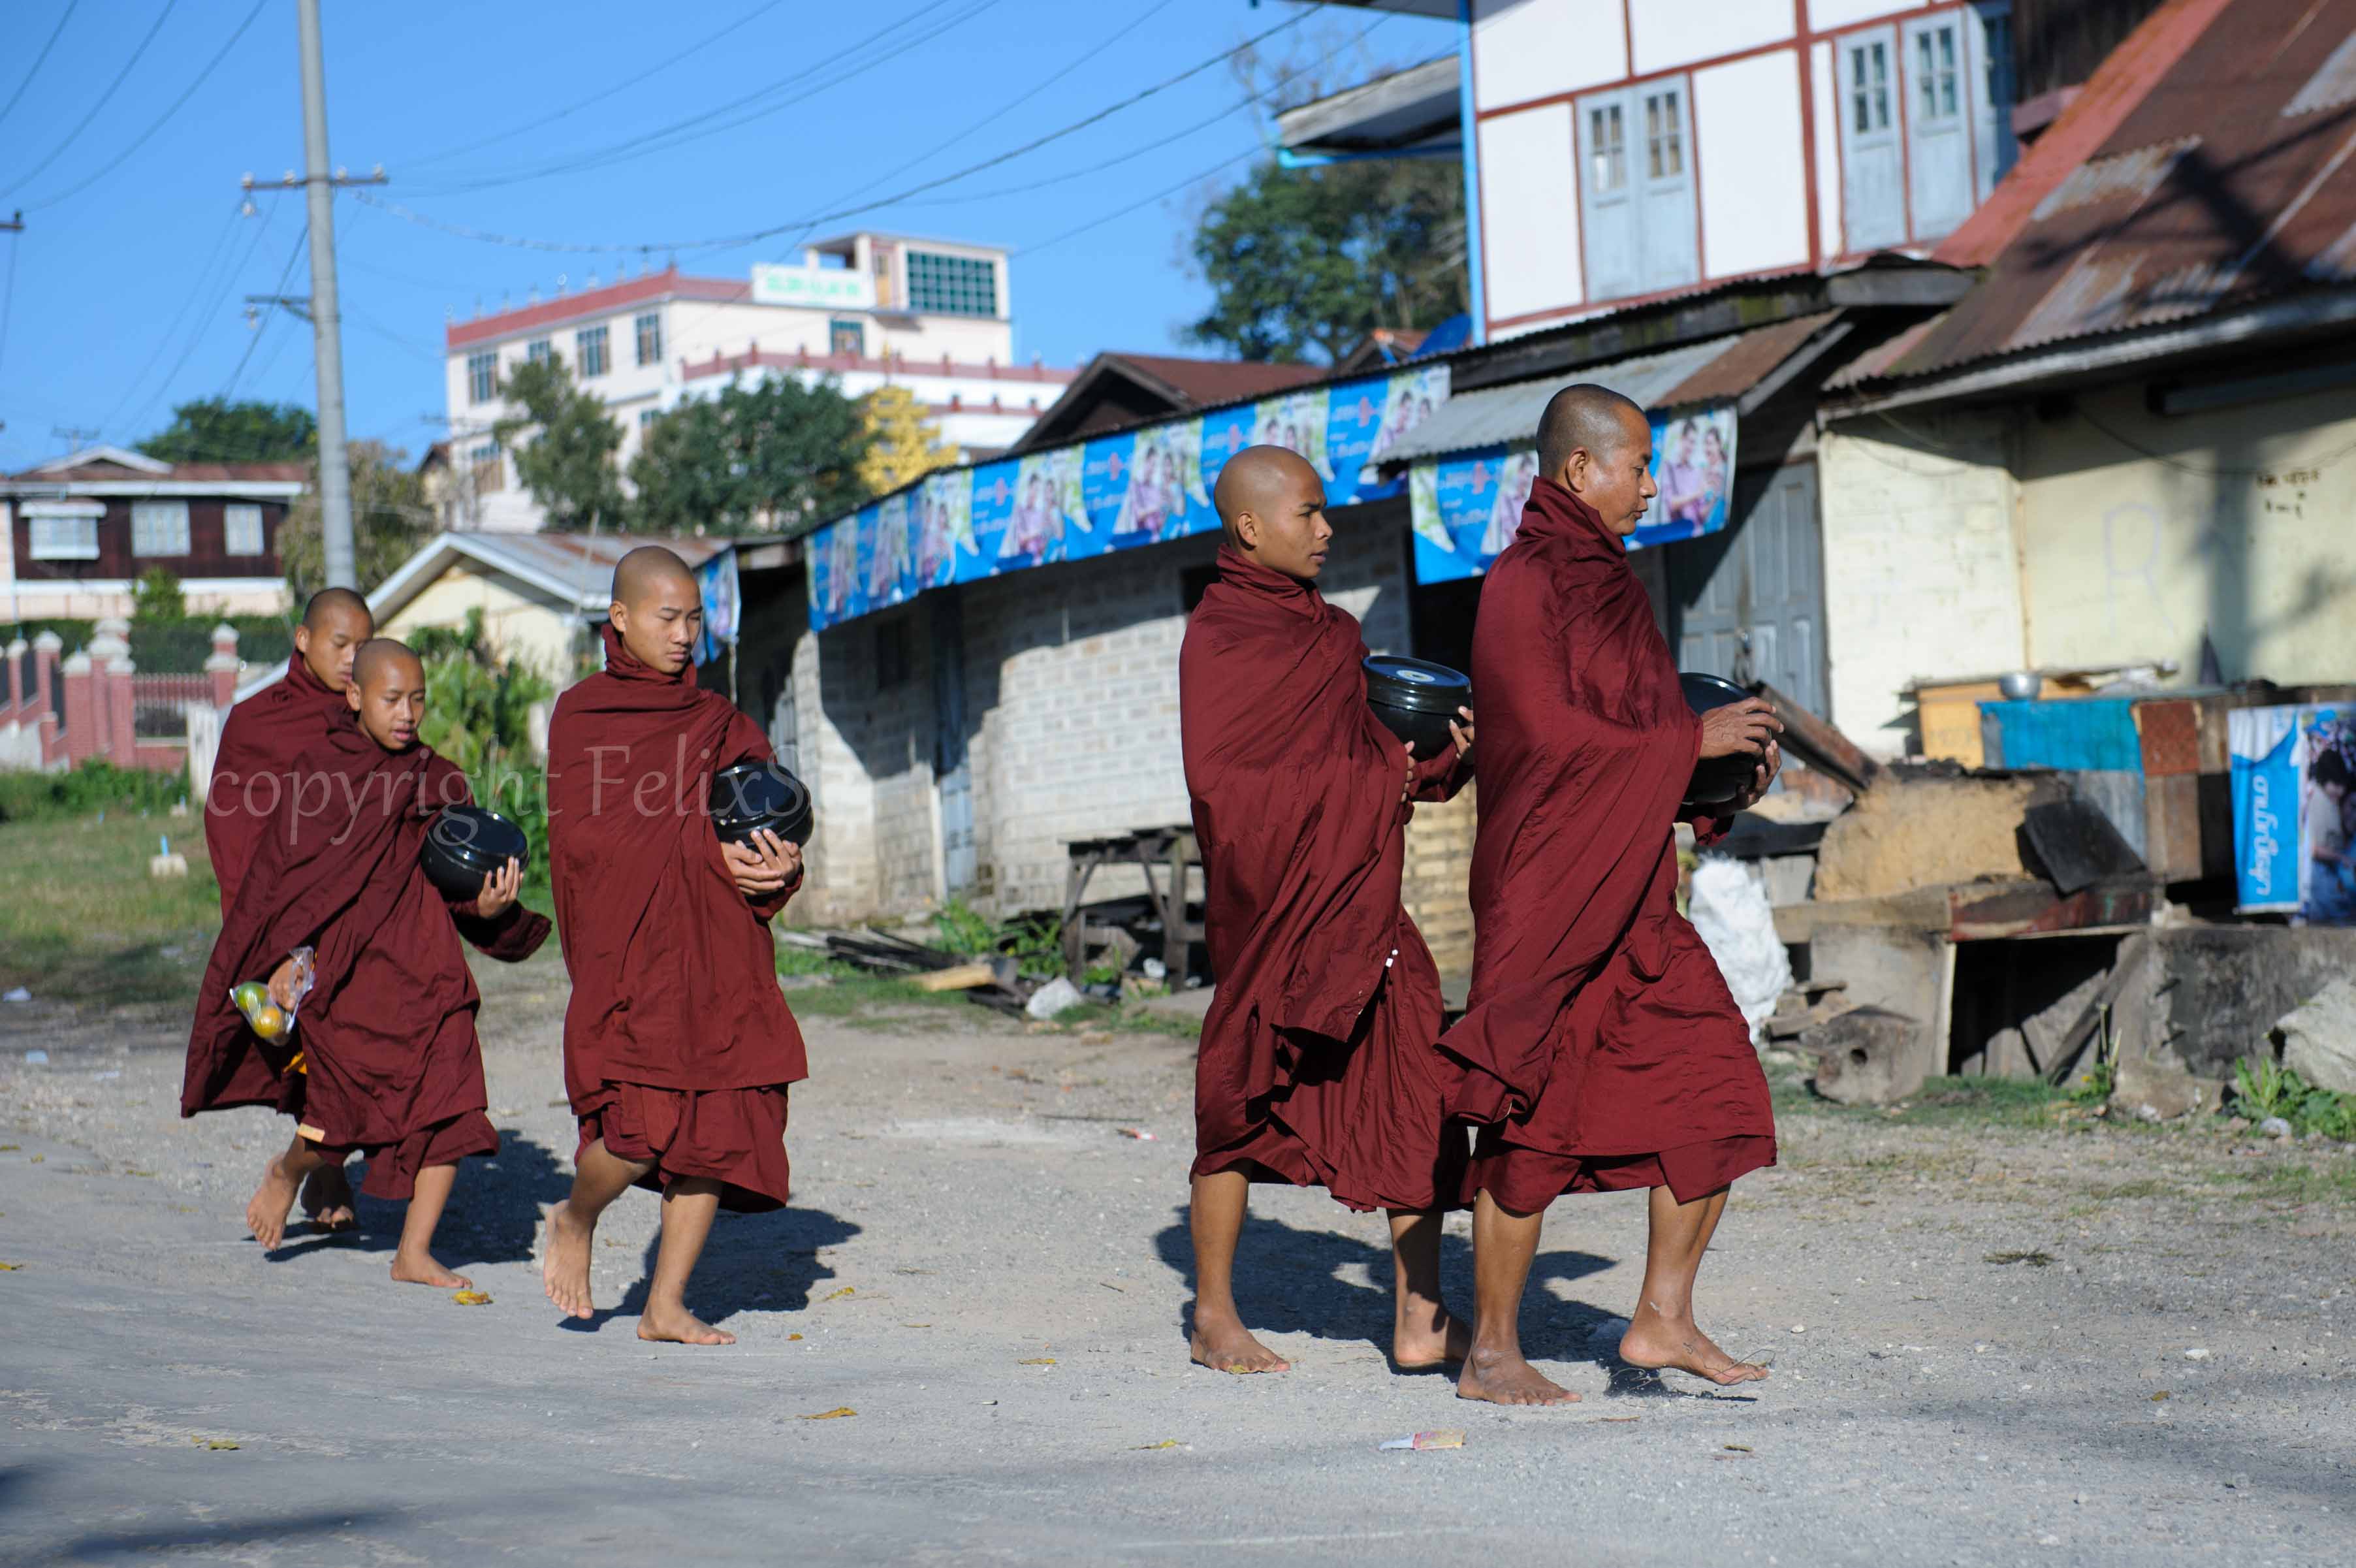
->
(608, 601, 627, 633)
(1234, 510, 1260, 551)
(294, 623, 313, 658)
(345, 683, 363, 714)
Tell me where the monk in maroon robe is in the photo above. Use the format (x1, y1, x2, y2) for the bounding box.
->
(1179, 445, 1476, 1375)
(1444, 386, 1783, 1405)
(185, 639, 549, 1287)
(539, 547, 806, 1347)
(199, 586, 374, 1228)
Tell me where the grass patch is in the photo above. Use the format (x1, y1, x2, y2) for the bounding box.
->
(2203, 1163, 2356, 1206)
(1049, 999, 1203, 1039)
(1773, 1068, 2070, 1132)
(0, 810, 222, 1003)
(2090, 1178, 2174, 1201)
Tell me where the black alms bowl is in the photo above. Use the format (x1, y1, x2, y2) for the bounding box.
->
(1365, 654, 1472, 761)
(710, 760, 814, 848)
(1681, 671, 1761, 807)
(421, 805, 530, 899)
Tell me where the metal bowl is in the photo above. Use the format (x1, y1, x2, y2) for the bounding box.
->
(1998, 670, 2042, 702)
(709, 760, 814, 848)
(1680, 671, 1762, 807)
(421, 805, 530, 899)
(1364, 654, 1472, 760)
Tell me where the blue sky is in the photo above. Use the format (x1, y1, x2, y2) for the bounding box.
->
(0, 0, 1454, 473)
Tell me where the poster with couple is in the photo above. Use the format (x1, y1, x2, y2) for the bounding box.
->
(1407, 403, 1738, 584)
(806, 363, 1454, 630)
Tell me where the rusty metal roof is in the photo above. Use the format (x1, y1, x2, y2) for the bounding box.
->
(1853, 0, 2356, 389)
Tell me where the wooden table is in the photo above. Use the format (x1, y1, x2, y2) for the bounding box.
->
(1060, 825, 1204, 983)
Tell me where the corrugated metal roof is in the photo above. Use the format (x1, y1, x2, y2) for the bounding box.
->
(1380, 317, 1840, 462)
(1867, 0, 2356, 386)
(454, 531, 730, 605)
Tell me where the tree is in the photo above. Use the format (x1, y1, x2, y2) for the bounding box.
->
(136, 398, 317, 464)
(1186, 157, 1467, 364)
(279, 440, 431, 600)
(858, 384, 957, 495)
(628, 376, 873, 536)
(493, 357, 626, 532)
(131, 568, 185, 624)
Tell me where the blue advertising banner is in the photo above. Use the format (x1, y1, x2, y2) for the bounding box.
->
(1408, 404, 1740, 583)
(2231, 704, 2355, 920)
(804, 364, 1450, 630)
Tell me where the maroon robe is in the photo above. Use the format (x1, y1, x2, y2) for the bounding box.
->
(1180, 546, 1470, 1213)
(545, 623, 807, 1213)
(183, 715, 550, 1200)
(1442, 479, 1774, 1210)
(205, 654, 347, 918)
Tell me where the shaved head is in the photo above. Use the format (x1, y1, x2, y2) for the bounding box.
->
(613, 545, 697, 607)
(346, 639, 426, 751)
(294, 586, 373, 693)
(609, 545, 703, 676)
(351, 637, 423, 690)
(1537, 383, 1647, 476)
(1211, 444, 1331, 581)
(302, 586, 370, 632)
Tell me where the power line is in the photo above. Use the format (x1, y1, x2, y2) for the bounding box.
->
(911, 25, 1421, 210)
(400, 0, 991, 200)
(0, 222, 20, 382)
(96, 204, 255, 435)
(23, 0, 267, 211)
(0, 0, 179, 201)
(357, 7, 1314, 257)
(1017, 142, 1264, 259)
(0, 1, 80, 130)
(401, 0, 795, 172)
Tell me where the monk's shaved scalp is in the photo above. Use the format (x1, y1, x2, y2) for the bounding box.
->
(351, 637, 423, 690)
(1212, 444, 1318, 545)
(1537, 384, 1648, 475)
(302, 586, 371, 632)
(613, 545, 697, 607)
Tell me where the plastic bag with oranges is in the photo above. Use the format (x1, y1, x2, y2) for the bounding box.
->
(231, 945, 315, 1047)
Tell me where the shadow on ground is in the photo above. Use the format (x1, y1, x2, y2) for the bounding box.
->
(553, 1205, 863, 1334)
(267, 1127, 573, 1270)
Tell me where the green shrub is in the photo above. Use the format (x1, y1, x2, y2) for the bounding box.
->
(0, 760, 188, 824)
(2231, 1057, 2356, 1140)
(413, 609, 555, 895)
(934, 895, 1064, 980)
(132, 568, 187, 624)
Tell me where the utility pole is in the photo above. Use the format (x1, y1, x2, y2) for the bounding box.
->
(241, 1, 385, 593)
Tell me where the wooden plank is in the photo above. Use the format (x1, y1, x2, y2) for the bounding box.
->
(1752, 679, 1884, 796)
(914, 962, 1000, 993)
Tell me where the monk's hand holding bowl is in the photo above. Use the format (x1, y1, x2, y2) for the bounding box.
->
(722, 827, 800, 898)
(1448, 705, 1475, 759)
(1734, 739, 1784, 811)
(1399, 740, 1417, 803)
(471, 858, 522, 920)
(1698, 696, 1782, 760)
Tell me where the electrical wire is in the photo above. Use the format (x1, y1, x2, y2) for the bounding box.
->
(402, 0, 795, 172)
(0, 227, 20, 383)
(220, 231, 313, 404)
(95, 204, 253, 435)
(1015, 140, 1264, 258)
(357, 7, 1314, 256)
(0, 1, 80, 130)
(399, 0, 991, 199)
(22, 0, 267, 212)
(0, 0, 180, 200)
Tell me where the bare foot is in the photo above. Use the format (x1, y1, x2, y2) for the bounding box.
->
(638, 1305, 735, 1346)
(1393, 1310, 1472, 1371)
(1457, 1345, 1581, 1405)
(1619, 1317, 1769, 1385)
(541, 1202, 596, 1320)
(1190, 1313, 1290, 1373)
(244, 1155, 303, 1251)
(299, 1162, 357, 1230)
(390, 1251, 471, 1290)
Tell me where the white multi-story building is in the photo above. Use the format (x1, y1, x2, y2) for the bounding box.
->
(1310, 1, 2016, 339)
(438, 231, 1076, 532)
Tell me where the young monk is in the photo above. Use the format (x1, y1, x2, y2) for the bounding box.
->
(1442, 386, 1783, 1405)
(1179, 443, 1476, 1375)
(199, 586, 374, 1228)
(540, 546, 806, 1347)
(185, 639, 550, 1287)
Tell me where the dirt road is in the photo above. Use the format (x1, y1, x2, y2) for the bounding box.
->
(3, 953, 2351, 1565)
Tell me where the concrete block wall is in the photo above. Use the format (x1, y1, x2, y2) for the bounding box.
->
(1817, 409, 2027, 758)
(1401, 788, 1478, 984)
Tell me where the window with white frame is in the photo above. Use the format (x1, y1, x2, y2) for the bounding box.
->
(635, 312, 662, 366)
(1839, 31, 1906, 250)
(468, 441, 503, 494)
(223, 503, 265, 556)
(466, 349, 496, 404)
(1578, 76, 1696, 304)
(131, 500, 191, 556)
(577, 324, 610, 378)
(526, 338, 552, 366)
(637, 408, 662, 430)
(27, 508, 99, 560)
